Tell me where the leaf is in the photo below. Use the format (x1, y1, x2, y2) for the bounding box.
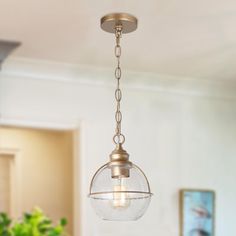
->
(60, 219, 67, 227)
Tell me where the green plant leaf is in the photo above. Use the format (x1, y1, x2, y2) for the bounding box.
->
(60, 219, 67, 227)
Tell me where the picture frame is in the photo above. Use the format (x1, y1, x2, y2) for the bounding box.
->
(180, 189, 215, 236)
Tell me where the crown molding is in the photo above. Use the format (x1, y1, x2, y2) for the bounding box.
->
(1, 57, 236, 99)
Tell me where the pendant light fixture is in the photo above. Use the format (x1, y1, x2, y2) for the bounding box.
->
(88, 13, 153, 221)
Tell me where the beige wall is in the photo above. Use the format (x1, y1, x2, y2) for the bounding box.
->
(0, 127, 74, 235)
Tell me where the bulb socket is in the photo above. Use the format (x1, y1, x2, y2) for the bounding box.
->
(109, 144, 132, 178)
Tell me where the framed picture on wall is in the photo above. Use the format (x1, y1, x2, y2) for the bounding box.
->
(180, 189, 215, 236)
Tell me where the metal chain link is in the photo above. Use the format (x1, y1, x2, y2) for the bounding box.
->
(113, 26, 125, 145)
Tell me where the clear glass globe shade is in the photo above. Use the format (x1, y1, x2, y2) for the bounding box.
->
(89, 163, 152, 221)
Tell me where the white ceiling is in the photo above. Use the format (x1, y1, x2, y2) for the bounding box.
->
(0, 0, 236, 81)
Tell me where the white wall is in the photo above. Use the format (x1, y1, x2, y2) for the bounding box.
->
(0, 58, 236, 236)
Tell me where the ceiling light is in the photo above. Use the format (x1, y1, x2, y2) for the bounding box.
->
(88, 13, 153, 221)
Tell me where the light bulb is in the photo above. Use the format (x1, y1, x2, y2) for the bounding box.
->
(111, 177, 130, 209)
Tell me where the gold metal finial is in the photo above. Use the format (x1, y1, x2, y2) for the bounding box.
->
(101, 13, 138, 34)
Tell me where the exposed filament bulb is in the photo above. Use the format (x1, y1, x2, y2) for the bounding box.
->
(112, 177, 130, 209)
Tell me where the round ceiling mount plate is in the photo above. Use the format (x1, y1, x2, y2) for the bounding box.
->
(101, 13, 138, 34)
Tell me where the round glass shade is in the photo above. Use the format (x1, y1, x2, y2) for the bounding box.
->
(89, 163, 152, 221)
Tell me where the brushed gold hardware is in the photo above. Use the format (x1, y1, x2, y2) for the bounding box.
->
(101, 13, 138, 34)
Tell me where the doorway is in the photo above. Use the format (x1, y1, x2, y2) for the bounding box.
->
(0, 126, 74, 235)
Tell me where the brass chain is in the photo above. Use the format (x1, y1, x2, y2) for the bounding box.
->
(113, 26, 125, 145)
